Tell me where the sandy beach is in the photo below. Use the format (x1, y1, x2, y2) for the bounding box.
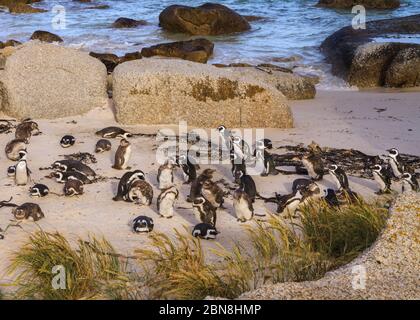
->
(1, 88, 419, 294)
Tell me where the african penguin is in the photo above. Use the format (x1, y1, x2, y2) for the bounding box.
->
(64, 179, 84, 197)
(60, 135, 76, 148)
(192, 223, 218, 240)
(254, 140, 278, 176)
(232, 136, 252, 161)
(96, 127, 132, 139)
(322, 188, 340, 207)
(401, 172, 419, 193)
(238, 173, 257, 203)
(157, 159, 175, 190)
(192, 197, 217, 227)
(201, 179, 224, 208)
(15, 120, 40, 142)
(5, 139, 27, 161)
(52, 160, 96, 178)
(387, 148, 405, 178)
(175, 154, 197, 184)
(131, 216, 154, 233)
(7, 165, 16, 177)
(95, 139, 112, 153)
(157, 186, 179, 218)
(30, 184, 49, 197)
(187, 168, 215, 203)
(15, 150, 30, 186)
(301, 153, 324, 181)
(12, 203, 44, 222)
(328, 164, 349, 190)
(127, 180, 153, 206)
(371, 164, 392, 194)
(276, 190, 303, 216)
(50, 171, 92, 184)
(113, 170, 145, 201)
(113, 139, 131, 170)
(233, 188, 254, 222)
(217, 125, 233, 152)
(231, 151, 246, 184)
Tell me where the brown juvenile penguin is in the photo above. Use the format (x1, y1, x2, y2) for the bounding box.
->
(113, 139, 131, 170)
(15, 120, 40, 142)
(12, 203, 45, 221)
(5, 139, 26, 161)
(64, 179, 84, 197)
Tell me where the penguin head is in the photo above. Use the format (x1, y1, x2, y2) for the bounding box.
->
(30, 122, 40, 134)
(200, 169, 215, 180)
(193, 197, 206, 207)
(60, 135, 75, 148)
(18, 150, 27, 160)
(232, 136, 242, 145)
(217, 125, 226, 133)
(401, 172, 412, 181)
(328, 164, 338, 172)
(120, 132, 133, 139)
(12, 207, 27, 220)
(387, 148, 399, 158)
(255, 140, 265, 150)
(120, 139, 130, 147)
(176, 154, 187, 165)
(132, 170, 145, 181)
(132, 216, 153, 233)
(372, 164, 382, 173)
(262, 138, 273, 150)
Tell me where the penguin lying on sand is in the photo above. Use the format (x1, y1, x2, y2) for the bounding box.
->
(192, 223, 218, 240)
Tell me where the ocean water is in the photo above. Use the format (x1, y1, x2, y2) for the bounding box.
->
(1, 0, 419, 88)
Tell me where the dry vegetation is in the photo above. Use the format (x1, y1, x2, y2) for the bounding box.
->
(1, 198, 389, 300)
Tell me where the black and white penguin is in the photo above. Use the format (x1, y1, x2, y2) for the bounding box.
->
(157, 159, 175, 190)
(401, 172, 419, 193)
(15, 150, 30, 186)
(12, 203, 44, 221)
(15, 120, 40, 142)
(187, 168, 215, 203)
(328, 164, 349, 190)
(52, 160, 96, 178)
(322, 188, 340, 207)
(131, 216, 154, 233)
(233, 188, 254, 222)
(95, 139, 112, 153)
(64, 179, 84, 197)
(127, 180, 153, 206)
(201, 179, 224, 208)
(5, 139, 26, 161)
(192, 223, 218, 240)
(175, 154, 197, 184)
(387, 148, 405, 178)
(292, 178, 313, 193)
(7, 165, 16, 177)
(371, 164, 392, 194)
(232, 136, 252, 161)
(217, 125, 233, 152)
(301, 152, 324, 181)
(254, 140, 278, 177)
(113, 139, 132, 170)
(238, 172, 257, 203)
(276, 190, 304, 216)
(50, 171, 92, 184)
(60, 135, 76, 148)
(157, 186, 179, 218)
(30, 184, 49, 197)
(231, 151, 246, 183)
(113, 170, 145, 201)
(96, 127, 132, 139)
(192, 197, 217, 227)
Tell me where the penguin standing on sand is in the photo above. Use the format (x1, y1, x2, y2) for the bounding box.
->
(131, 216, 154, 233)
(30, 184, 49, 197)
(276, 190, 303, 216)
(192, 197, 217, 227)
(95, 139, 112, 153)
(157, 186, 179, 218)
(401, 172, 419, 193)
(254, 139, 278, 176)
(113, 139, 131, 170)
(328, 164, 349, 190)
(175, 154, 197, 184)
(371, 164, 392, 194)
(187, 169, 215, 203)
(217, 125, 233, 152)
(5, 139, 27, 161)
(237, 172, 257, 202)
(96, 127, 132, 139)
(231, 151, 246, 183)
(113, 170, 145, 201)
(15, 150, 30, 186)
(127, 180, 153, 206)
(201, 179, 224, 208)
(301, 152, 324, 181)
(387, 148, 405, 178)
(157, 159, 175, 189)
(233, 188, 254, 222)
(232, 136, 252, 161)
(192, 223, 218, 240)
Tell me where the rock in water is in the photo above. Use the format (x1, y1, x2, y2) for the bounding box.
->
(159, 3, 250, 35)
(30, 30, 63, 43)
(112, 59, 293, 128)
(0, 42, 108, 118)
(111, 17, 147, 28)
(317, 0, 400, 9)
(141, 39, 214, 63)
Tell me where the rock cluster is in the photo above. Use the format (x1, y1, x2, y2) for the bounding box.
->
(317, 0, 400, 9)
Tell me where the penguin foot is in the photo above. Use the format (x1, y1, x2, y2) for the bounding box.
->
(260, 172, 269, 177)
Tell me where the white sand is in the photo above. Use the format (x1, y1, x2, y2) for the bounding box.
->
(0, 89, 419, 293)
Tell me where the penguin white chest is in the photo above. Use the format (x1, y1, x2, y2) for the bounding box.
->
(234, 197, 253, 221)
(389, 159, 401, 178)
(282, 198, 301, 216)
(329, 172, 341, 190)
(159, 168, 173, 189)
(159, 193, 176, 218)
(373, 172, 386, 190)
(122, 146, 132, 167)
(302, 159, 316, 179)
(15, 162, 28, 185)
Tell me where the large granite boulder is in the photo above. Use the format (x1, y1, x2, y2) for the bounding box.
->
(0, 46, 17, 69)
(159, 3, 250, 35)
(0, 42, 108, 119)
(317, 0, 400, 9)
(385, 47, 420, 87)
(112, 59, 293, 128)
(321, 14, 420, 88)
(141, 39, 214, 63)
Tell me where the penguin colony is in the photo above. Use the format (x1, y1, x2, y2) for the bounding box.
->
(0, 121, 418, 242)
